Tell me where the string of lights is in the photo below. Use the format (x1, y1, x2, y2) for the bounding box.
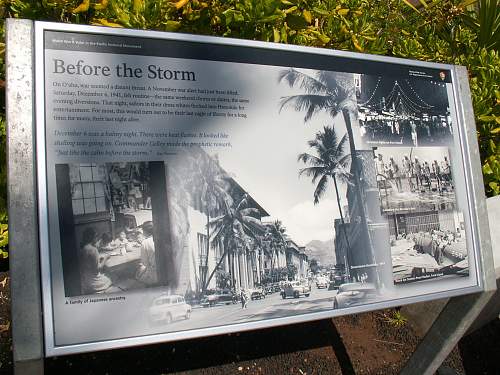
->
(396, 81, 434, 109)
(358, 76, 381, 106)
(391, 92, 421, 114)
(404, 79, 435, 108)
(367, 80, 434, 115)
(395, 97, 420, 117)
(430, 81, 447, 88)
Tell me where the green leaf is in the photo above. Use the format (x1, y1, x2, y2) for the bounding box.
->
(165, 21, 181, 31)
(479, 115, 496, 122)
(401, 0, 420, 13)
(273, 27, 280, 42)
(303, 9, 312, 24)
(286, 14, 308, 30)
(483, 162, 494, 174)
(489, 182, 500, 195)
(317, 34, 330, 44)
(312, 7, 330, 16)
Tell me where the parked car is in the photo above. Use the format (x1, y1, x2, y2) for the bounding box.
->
(272, 283, 282, 292)
(315, 276, 329, 289)
(264, 285, 275, 294)
(281, 281, 311, 299)
(201, 289, 239, 307)
(328, 275, 348, 290)
(148, 294, 192, 324)
(250, 287, 266, 300)
(332, 283, 378, 309)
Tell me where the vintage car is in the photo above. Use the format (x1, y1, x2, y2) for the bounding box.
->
(281, 281, 311, 299)
(250, 287, 266, 300)
(201, 289, 239, 307)
(332, 283, 378, 309)
(263, 285, 275, 294)
(328, 275, 348, 290)
(148, 294, 192, 324)
(315, 276, 329, 289)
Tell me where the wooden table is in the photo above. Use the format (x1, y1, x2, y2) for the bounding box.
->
(103, 245, 142, 280)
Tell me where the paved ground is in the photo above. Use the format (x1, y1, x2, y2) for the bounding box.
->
(152, 286, 338, 334)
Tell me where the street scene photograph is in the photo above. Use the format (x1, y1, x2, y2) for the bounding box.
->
(356, 74, 453, 147)
(374, 146, 456, 213)
(141, 67, 391, 331)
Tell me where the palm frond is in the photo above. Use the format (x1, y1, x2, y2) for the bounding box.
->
(235, 194, 250, 211)
(315, 71, 346, 94)
(297, 152, 325, 166)
(209, 220, 227, 242)
(339, 153, 352, 169)
(279, 94, 334, 122)
(299, 166, 329, 183)
(336, 134, 349, 158)
(240, 207, 260, 217)
(278, 68, 330, 95)
(313, 175, 329, 205)
(242, 217, 265, 237)
(332, 165, 353, 185)
(315, 71, 357, 101)
(328, 107, 342, 120)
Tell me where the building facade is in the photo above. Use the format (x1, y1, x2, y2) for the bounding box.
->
(335, 150, 393, 288)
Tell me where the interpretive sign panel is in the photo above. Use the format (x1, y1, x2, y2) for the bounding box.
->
(34, 21, 487, 356)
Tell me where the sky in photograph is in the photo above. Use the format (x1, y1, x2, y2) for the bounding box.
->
(199, 64, 355, 246)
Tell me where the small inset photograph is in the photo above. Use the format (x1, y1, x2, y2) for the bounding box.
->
(355, 75, 453, 147)
(389, 210, 468, 284)
(374, 146, 455, 213)
(55, 162, 173, 297)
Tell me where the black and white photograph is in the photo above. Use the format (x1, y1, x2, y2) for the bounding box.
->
(138, 68, 389, 332)
(374, 146, 456, 213)
(356, 75, 453, 147)
(55, 162, 174, 297)
(390, 209, 468, 284)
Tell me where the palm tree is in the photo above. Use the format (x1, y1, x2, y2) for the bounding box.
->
(279, 68, 376, 284)
(298, 125, 352, 278)
(263, 220, 288, 283)
(204, 194, 265, 289)
(188, 151, 231, 292)
(262, 229, 276, 282)
(271, 220, 287, 279)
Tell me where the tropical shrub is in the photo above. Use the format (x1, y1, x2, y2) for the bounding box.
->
(0, 0, 498, 262)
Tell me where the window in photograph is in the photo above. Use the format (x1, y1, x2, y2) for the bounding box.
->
(71, 164, 106, 215)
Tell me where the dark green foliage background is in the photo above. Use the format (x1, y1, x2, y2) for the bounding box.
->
(0, 0, 498, 258)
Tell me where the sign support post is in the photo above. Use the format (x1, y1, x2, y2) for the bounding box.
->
(6, 19, 45, 374)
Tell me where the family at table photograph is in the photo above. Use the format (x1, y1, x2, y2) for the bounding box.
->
(55, 161, 173, 297)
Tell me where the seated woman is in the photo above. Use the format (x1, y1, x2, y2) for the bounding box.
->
(135, 221, 157, 286)
(97, 232, 119, 252)
(79, 227, 112, 294)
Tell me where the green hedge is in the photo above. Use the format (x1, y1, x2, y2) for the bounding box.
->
(0, 0, 498, 259)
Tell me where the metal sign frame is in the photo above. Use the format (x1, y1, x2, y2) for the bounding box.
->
(7, 19, 496, 365)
